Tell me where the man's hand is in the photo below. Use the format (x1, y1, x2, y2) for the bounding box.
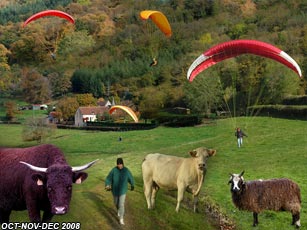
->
(105, 185, 111, 191)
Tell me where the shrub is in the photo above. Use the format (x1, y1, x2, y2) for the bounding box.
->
(22, 117, 56, 143)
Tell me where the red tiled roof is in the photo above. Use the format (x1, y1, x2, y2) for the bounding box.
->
(78, 106, 109, 115)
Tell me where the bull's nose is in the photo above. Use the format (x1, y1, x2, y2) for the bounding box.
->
(54, 206, 67, 214)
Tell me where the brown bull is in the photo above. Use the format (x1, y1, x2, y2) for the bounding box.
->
(0, 144, 98, 223)
(142, 147, 216, 212)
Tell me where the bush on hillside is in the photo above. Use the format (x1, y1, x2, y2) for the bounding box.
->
(22, 117, 56, 143)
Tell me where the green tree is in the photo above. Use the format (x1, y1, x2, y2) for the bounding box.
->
(75, 93, 96, 106)
(227, 23, 248, 39)
(57, 30, 95, 57)
(71, 69, 103, 97)
(183, 71, 222, 114)
(139, 87, 166, 119)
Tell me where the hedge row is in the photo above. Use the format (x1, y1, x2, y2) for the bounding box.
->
(282, 95, 307, 105)
(247, 105, 307, 119)
(155, 113, 204, 127)
(85, 121, 158, 131)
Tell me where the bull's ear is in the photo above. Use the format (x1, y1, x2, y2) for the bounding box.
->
(189, 150, 197, 157)
(73, 172, 88, 184)
(32, 174, 45, 186)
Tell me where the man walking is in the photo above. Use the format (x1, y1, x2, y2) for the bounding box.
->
(235, 127, 248, 148)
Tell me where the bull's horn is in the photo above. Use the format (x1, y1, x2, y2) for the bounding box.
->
(20, 161, 48, 173)
(71, 159, 99, 172)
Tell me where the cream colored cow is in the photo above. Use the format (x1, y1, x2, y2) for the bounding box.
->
(142, 147, 216, 212)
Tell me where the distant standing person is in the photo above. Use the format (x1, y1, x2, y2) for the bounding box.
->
(105, 158, 135, 225)
(235, 127, 248, 148)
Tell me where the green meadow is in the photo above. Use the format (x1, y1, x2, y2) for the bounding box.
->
(0, 116, 306, 230)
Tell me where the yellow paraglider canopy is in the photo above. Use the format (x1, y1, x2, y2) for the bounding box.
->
(109, 105, 139, 123)
(140, 10, 172, 37)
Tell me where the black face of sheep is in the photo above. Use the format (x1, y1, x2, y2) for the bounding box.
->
(228, 171, 301, 228)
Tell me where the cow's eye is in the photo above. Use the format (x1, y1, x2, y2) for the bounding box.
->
(47, 187, 53, 192)
(67, 186, 72, 191)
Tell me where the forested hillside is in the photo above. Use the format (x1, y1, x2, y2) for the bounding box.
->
(1, 0, 307, 120)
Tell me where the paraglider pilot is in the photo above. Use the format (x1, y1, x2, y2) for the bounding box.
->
(235, 127, 248, 148)
(51, 53, 56, 60)
(150, 57, 158, 67)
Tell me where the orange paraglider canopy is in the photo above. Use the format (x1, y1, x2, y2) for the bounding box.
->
(109, 105, 139, 123)
(140, 10, 172, 37)
(23, 10, 75, 27)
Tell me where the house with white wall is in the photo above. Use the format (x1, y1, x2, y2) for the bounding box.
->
(74, 106, 109, 127)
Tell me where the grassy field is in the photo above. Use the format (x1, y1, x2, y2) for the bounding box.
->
(0, 116, 306, 230)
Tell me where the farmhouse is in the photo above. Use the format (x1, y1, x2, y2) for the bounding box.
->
(75, 106, 109, 127)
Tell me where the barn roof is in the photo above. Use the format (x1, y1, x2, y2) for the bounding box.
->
(78, 106, 109, 115)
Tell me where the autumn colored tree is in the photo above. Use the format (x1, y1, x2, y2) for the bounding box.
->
(10, 33, 47, 64)
(4, 100, 19, 122)
(47, 72, 71, 97)
(0, 44, 11, 94)
(20, 68, 51, 104)
(56, 96, 79, 121)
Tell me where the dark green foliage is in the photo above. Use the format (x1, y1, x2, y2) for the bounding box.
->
(247, 104, 307, 119)
(71, 69, 103, 98)
(85, 121, 158, 131)
(0, 0, 73, 24)
(282, 95, 307, 105)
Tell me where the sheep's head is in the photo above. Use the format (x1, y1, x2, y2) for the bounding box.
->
(229, 171, 245, 194)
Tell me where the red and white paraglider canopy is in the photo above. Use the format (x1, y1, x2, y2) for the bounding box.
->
(187, 39, 302, 82)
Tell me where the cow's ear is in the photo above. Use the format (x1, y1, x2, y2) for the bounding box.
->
(32, 174, 45, 186)
(73, 172, 88, 184)
(189, 150, 197, 157)
(209, 149, 217, 156)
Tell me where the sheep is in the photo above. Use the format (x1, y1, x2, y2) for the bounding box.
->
(228, 171, 301, 228)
